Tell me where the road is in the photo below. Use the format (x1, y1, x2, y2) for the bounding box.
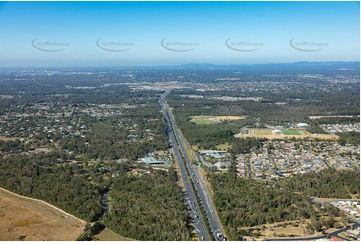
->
(246, 157, 253, 179)
(159, 90, 225, 241)
(159, 92, 210, 241)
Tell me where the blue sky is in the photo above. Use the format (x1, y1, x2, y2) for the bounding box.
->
(0, 1, 359, 67)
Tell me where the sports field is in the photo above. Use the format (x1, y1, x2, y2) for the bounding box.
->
(281, 129, 301, 135)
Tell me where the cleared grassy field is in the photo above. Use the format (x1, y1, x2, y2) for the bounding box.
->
(253, 129, 273, 135)
(0, 188, 86, 241)
(189, 115, 246, 125)
(215, 143, 230, 151)
(281, 129, 301, 135)
(189, 115, 219, 125)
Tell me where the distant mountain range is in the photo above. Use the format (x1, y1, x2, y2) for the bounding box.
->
(177, 61, 360, 70)
(138, 61, 360, 73)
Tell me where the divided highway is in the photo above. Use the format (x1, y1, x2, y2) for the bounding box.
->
(159, 90, 225, 241)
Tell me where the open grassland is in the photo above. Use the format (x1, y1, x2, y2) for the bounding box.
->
(189, 115, 246, 125)
(0, 188, 86, 241)
(236, 128, 338, 140)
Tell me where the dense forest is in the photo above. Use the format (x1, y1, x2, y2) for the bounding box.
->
(167, 98, 248, 149)
(168, 89, 360, 149)
(338, 131, 360, 146)
(0, 153, 104, 221)
(209, 166, 355, 240)
(0, 153, 193, 240)
(228, 137, 266, 155)
(60, 104, 169, 161)
(281, 168, 360, 198)
(169, 88, 359, 124)
(209, 169, 313, 240)
(103, 167, 192, 240)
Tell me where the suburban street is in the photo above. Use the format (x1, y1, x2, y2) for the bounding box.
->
(159, 90, 225, 241)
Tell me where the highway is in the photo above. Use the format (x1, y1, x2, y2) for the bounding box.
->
(159, 92, 210, 241)
(159, 90, 225, 241)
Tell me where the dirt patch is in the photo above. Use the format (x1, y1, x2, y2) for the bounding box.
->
(0, 188, 86, 241)
(215, 116, 246, 121)
(92, 228, 134, 241)
(314, 197, 360, 203)
(241, 220, 319, 240)
(252, 129, 273, 135)
(0, 137, 21, 141)
(262, 223, 308, 238)
(34, 147, 54, 154)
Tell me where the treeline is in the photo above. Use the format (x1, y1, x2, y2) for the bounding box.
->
(281, 168, 360, 198)
(315, 117, 360, 124)
(103, 167, 192, 241)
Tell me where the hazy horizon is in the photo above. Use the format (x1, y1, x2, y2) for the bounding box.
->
(0, 1, 359, 67)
